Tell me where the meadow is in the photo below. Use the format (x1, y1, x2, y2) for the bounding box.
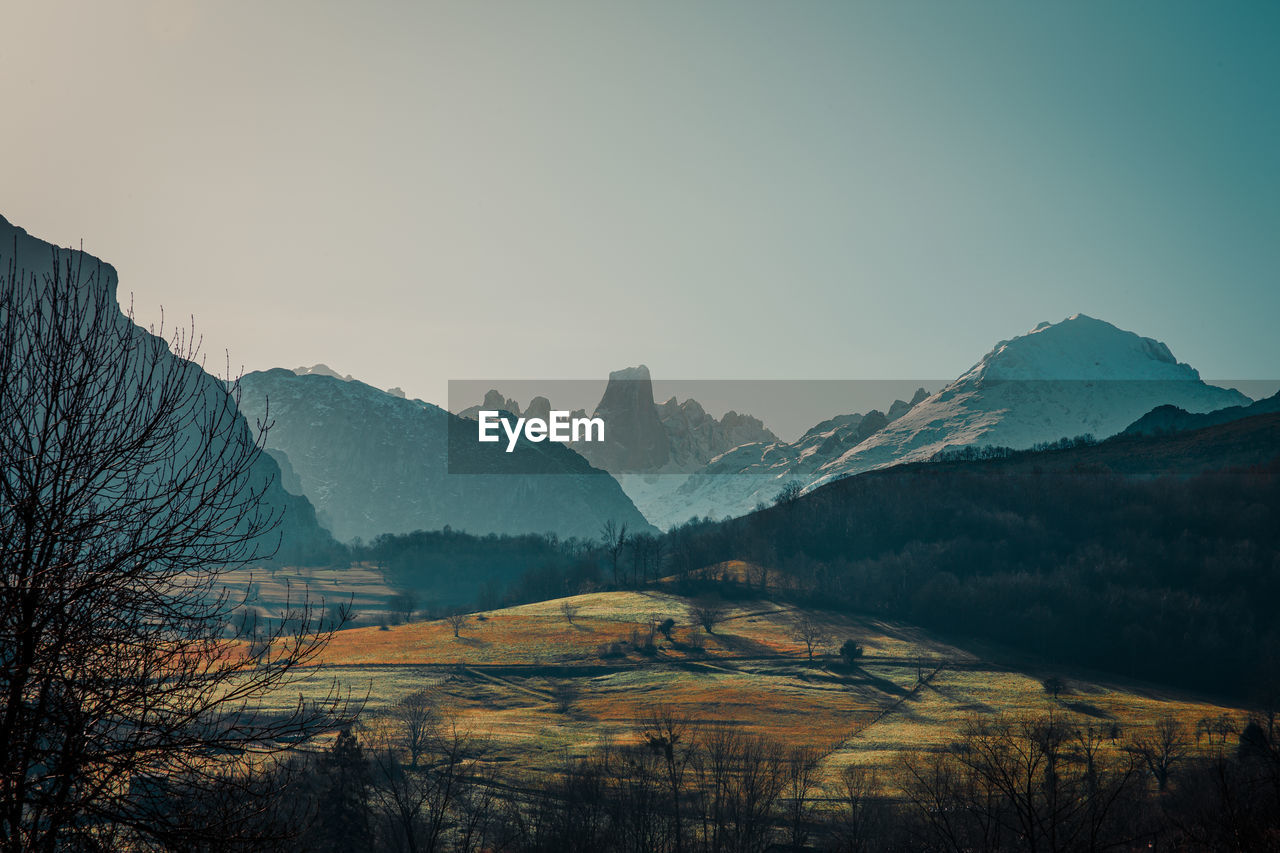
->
(273, 574, 1245, 794)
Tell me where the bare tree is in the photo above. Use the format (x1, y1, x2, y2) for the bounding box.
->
(0, 240, 352, 850)
(651, 536, 666, 583)
(783, 746, 821, 850)
(444, 610, 469, 638)
(901, 712, 1140, 852)
(390, 690, 440, 767)
(560, 599, 581, 626)
(365, 711, 489, 853)
(389, 591, 418, 625)
(642, 708, 695, 853)
(690, 597, 725, 635)
(829, 766, 884, 853)
(1129, 716, 1191, 792)
(793, 615, 827, 663)
(629, 533, 651, 585)
(600, 519, 629, 586)
(773, 480, 803, 506)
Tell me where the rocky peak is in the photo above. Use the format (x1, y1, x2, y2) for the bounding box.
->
(587, 364, 670, 472)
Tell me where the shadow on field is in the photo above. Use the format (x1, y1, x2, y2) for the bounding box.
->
(707, 632, 775, 658)
(841, 666, 911, 698)
(1063, 700, 1117, 720)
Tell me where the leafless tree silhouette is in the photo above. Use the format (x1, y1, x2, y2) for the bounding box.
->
(690, 598, 725, 635)
(0, 242, 353, 850)
(445, 610, 469, 638)
(600, 520, 629, 587)
(793, 615, 827, 663)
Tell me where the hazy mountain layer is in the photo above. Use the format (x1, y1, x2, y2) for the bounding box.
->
(237, 369, 655, 543)
(1123, 389, 1280, 437)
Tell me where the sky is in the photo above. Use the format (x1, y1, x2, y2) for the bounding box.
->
(3, 1, 1277, 413)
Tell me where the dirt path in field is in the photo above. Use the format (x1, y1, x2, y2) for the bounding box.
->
(461, 666, 555, 701)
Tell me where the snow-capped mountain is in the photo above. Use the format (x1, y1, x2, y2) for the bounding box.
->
(237, 368, 655, 543)
(809, 314, 1248, 484)
(639, 315, 1251, 527)
(632, 387, 930, 528)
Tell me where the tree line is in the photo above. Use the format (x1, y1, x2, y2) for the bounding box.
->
(164, 692, 1280, 852)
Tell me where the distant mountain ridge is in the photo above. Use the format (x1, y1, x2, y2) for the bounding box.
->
(237, 368, 655, 543)
(460, 365, 779, 475)
(637, 315, 1250, 527)
(809, 314, 1248, 482)
(1123, 390, 1280, 437)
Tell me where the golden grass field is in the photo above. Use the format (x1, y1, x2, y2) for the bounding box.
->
(266, 566, 1247, 791)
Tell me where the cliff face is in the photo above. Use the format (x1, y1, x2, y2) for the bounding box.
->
(583, 366, 672, 473)
(0, 214, 334, 563)
(237, 369, 656, 543)
(472, 365, 780, 476)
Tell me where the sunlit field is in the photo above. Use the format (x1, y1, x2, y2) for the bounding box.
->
(270, 585, 1245, 792)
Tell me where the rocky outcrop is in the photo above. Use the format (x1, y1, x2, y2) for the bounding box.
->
(583, 365, 671, 472)
(657, 397, 777, 471)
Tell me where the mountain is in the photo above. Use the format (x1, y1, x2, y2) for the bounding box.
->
(461, 365, 778, 475)
(0, 214, 333, 563)
(809, 314, 1249, 483)
(581, 366, 672, 472)
(293, 363, 355, 381)
(643, 315, 1250, 527)
(634, 387, 931, 528)
(1123, 390, 1280, 437)
(236, 368, 655, 543)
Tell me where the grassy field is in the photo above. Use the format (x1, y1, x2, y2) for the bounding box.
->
(273, 580, 1247, 791)
(220, 562, 401, 627)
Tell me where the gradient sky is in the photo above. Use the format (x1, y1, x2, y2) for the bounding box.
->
(3, 1, 1277, 410)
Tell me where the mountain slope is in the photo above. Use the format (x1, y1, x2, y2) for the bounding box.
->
(0, 214, 333, 563)
(666, 411, 1280, 696)
(237, 369, 655, 543)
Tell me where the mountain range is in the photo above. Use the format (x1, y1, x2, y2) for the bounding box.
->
(443, 316, 1258, 529)
(595, 315, 1252, 527)
(9, 214, 1261, 548)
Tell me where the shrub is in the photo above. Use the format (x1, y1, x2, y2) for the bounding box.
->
(839, 639, 864, 664)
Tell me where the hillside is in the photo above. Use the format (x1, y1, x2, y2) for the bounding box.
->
(659, 412, 1280, 698)
(282, 585, 1244, 790)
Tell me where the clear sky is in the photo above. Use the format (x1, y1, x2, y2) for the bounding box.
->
(3, 1, 1277, 408)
